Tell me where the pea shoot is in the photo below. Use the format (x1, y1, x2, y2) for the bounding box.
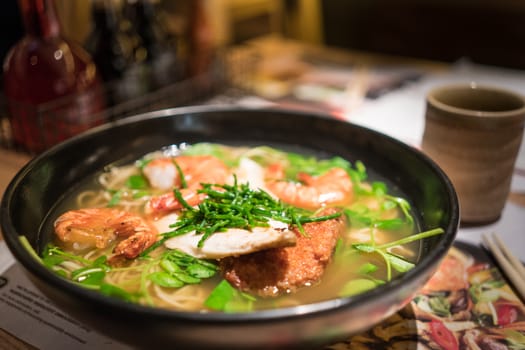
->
(106, 173, 150, 207)
(41, 244, 218, 304)
(204, 280, 256, 312)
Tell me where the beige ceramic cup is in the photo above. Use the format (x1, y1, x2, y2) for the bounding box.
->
(421, 83, 525, 224)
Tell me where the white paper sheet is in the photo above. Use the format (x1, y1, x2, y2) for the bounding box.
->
(0, 242, 130, 349)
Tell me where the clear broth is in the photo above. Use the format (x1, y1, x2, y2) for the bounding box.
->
(40, 143, 421, 312)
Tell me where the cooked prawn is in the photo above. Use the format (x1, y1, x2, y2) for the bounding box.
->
(144, 155, 230, 214)
(54, 208, 158, 260)
(265, 163, 353, 210)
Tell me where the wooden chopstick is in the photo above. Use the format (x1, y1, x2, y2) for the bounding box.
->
(482, 233, 525, 302)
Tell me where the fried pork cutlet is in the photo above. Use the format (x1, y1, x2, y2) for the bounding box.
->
(220, 208, 345, 297)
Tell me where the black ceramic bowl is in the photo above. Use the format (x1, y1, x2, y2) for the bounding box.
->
(1, 106, 459, 349)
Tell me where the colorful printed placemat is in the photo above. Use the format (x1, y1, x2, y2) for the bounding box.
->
(327, 241, 525, 349)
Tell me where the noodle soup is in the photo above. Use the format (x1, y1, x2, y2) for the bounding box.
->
(40, 143, 442, 312)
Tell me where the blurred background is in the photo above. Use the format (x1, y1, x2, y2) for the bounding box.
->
(2, 0, 525, 153)
(3, 0, 525, 71)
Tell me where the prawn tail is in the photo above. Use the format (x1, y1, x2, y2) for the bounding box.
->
(113, 230, 158, 260)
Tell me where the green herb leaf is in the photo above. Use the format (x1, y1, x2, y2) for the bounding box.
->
(148, 271, 185, 288)
(107, 189, 122, 207)
(374, 218, 405, 230)
(376, 228, 444, 250)
(172, 272, 201, 284)
(350, 228, 444, 282)
(352, 243, 376, 253)
(148, 249, 217, 289)
(385, 252, 415, 273)
(187, 263, 216, 278)
(42, 245, 93, 266)
(42, 253, 67, 268)
(286, 153, 352, 179)
(205, 280, 236, 311)
(99, 283, 138, 302)
(160, 259, 182, 274)
(173, 188, 196, 211)
(75, 270, 106, 286)
(132, 190, 149, 199)
(344, 207, 373, 227)
(381, 199, 397, 211)
(93, 255, 108, 266)
(173, 159, 188, 189)
(358, 262, 378, 274)
(126, 174, 148, 189)
(181, 143, 234, 166)
(386, 196, 414, 223)
(371, 182, 387, 196)
(204, 280, 256, 312)
(71, 266, 107, 281)
(347, 160, 367, 192)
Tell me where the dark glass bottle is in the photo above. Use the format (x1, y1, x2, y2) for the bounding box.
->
(123, 0, 182, 89)
(84, 0, 135, 106)
(2, 0, 106, 153)
(85, 0, 132, 84)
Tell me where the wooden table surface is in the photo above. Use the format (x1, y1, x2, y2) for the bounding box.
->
(0, 149, 30, 202)
(0, 149, 31, 238)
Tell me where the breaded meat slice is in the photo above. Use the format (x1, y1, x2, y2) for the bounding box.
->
(220, 208, 345, 297)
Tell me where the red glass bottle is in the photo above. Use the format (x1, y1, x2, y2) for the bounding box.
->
(2, 0, 106, 153)
(188, 0, 214, 77)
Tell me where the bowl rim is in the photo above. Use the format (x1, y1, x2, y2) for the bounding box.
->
(1, 105, 459, 323)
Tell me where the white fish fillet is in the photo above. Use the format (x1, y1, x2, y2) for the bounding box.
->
(152, 213, 296, 259)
